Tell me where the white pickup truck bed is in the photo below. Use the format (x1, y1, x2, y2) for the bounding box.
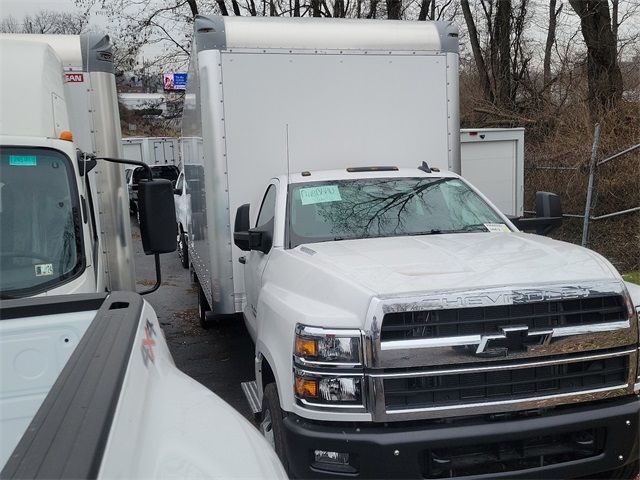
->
(1, 292, 286, 479)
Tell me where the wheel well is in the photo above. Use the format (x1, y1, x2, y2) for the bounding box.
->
(261, 357, 276, 391)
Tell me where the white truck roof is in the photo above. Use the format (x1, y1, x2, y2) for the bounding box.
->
(281, 167, 459, 184)
(194, 15, 458, 52)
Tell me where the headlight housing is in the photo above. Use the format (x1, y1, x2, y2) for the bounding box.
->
(294, 370, 363, 406)
(293, 324, 365, 410)
(294, 324, 362, 366)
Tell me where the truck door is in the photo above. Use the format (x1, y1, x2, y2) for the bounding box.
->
(244, 182, 277, 332)
(153, 141, 165, 164)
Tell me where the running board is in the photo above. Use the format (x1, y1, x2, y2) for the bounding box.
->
(241, 381, 261, 414)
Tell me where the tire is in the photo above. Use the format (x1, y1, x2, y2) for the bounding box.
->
(197, 284, 211, 329)
(260, 383, 289, 473)
(178, 229, 189, 269)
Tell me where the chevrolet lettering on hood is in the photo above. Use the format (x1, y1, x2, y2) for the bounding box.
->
(382, 285, 597, 313)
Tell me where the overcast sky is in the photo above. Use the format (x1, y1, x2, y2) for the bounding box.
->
(2, 0, 80, 18)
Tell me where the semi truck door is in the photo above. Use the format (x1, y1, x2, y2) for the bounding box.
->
(244, 183, 277, 331)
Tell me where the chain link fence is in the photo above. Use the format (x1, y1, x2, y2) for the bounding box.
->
(525, 124, 640, 273)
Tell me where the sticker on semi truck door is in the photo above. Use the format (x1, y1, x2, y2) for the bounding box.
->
(35, 264, 53, 276)
(300, 185, 342, 205)
(9, 155, 37, 166)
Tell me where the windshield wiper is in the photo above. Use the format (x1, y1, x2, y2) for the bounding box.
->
(0, 292, 21, 300)
(434, 224, 490, 234)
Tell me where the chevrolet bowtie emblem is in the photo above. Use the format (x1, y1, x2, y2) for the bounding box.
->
(476, 325, 553, 356)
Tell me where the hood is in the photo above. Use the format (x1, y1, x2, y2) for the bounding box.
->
(294, 232, 620, 296)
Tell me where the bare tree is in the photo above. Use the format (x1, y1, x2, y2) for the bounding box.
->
(386, 0, 401, 19)
(568, 0, 623, 115)
(461, 0, 494, 103)
(1, 10, 88, 35)
(543, 0, 563, 88)
(0, 16, 21, 33)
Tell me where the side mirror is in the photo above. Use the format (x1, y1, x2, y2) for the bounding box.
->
(535, 191, 562, 218)
(512, 191, 563, 236)
(138, 179, 178, 254)
(234, 204, 250, 233)
(234, 204, 252, 251)
(233, 204, 272, 254)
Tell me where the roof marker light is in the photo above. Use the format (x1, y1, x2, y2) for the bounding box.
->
(59, 130, 74, 142)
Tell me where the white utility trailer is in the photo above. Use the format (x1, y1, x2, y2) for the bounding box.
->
(122, 137, 179, 166)
(461, 128, 525, 217)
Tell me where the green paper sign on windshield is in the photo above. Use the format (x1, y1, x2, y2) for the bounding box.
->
(300, 185, 342, 205)
(9, 155, 37, 166)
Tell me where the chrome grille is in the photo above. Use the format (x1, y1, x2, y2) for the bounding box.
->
(381, 294, 626, 341)
(366, 281, 637, 421)
(384, 354, 628, 410)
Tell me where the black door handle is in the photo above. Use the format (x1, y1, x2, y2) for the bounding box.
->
(238, 256, 246, 264)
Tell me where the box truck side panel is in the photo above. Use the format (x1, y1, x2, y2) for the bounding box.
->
(122, 142, 144, 163)
(221, 52, 450, 303)
(183, 50, 215, 311)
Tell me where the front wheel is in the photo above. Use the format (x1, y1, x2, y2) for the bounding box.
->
(260, 383, 289, 473)
(197, 283, 211, 329)
(178, 229, 189, 269)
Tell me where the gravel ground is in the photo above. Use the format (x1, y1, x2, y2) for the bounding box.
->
(131, 220, 256, 423)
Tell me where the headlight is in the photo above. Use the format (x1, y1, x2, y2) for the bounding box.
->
(294, 324, 362, 366)
(294, 370, 363, 406)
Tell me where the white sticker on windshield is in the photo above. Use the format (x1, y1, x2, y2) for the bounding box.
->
(300, 185, 342, 205)
(484, 223, 510, 233)
(35, 264, 53, 276)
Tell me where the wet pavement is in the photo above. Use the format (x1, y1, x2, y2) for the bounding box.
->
(131, 220, 256, 423)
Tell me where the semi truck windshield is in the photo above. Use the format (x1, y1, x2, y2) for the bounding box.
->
(0, 147, 83, 297)
(288, 177, 506, 247)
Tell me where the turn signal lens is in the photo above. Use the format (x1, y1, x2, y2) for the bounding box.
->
(295, 337, 317, 357)
(295, 376, 318, 398)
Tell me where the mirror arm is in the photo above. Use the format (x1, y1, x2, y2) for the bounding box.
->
(138, 253, 161, 295)
(92, 155, 154, 182)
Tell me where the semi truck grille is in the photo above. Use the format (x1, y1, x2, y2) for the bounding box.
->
(422, 427, 604, 479)
(381, 294, 626, 341)
(384, 355, 628, 410)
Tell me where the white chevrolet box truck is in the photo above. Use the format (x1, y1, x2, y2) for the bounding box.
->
(182, 15, 639, 479)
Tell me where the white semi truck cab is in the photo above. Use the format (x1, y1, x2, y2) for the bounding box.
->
(182, 16, 639, 478)
(0, 34, 175, 299)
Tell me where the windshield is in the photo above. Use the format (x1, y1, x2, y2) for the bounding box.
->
(288, 177, 506, 247)
(0, 147, 83, 296)
(132, 165, 179, 185)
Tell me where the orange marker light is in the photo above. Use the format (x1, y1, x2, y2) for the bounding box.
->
(59, 130, 74, 142)
(295, 337, 317, 358)
(295, 376, 318, 398)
